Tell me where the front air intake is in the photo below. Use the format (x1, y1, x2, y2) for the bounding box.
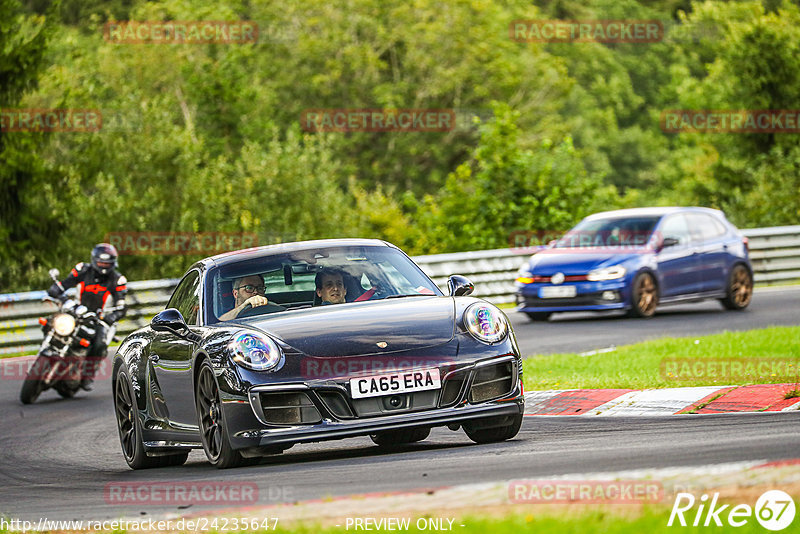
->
(259, 392, 322, 425)
(469, 361, 514, 403)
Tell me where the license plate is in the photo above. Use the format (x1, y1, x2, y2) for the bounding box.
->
(350, 368, 441, 399)
(539, 285, 577, 298)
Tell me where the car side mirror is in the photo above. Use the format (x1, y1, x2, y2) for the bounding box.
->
(152, 308, 199, 341)
(447, 275, 474, 297)
(660, 237, 680, 250)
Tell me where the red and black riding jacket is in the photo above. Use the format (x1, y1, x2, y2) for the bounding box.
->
(48, 263, 128, 323)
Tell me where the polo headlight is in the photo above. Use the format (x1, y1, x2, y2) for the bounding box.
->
(229, 331, 284, 372)
(52, 313, 76, 336)
(587, 265, 627, 281)
(464, 303, 508, 344)
(515, 270, 534, 285)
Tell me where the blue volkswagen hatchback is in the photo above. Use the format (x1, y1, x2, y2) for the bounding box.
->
(514, 207, 754, 320)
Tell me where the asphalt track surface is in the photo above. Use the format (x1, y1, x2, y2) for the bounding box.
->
(0, 287, 798, 522)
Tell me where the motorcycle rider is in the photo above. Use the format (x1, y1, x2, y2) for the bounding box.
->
(47, 243, 128, 390)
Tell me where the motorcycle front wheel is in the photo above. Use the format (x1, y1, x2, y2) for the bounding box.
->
(20, 356, 52, 404)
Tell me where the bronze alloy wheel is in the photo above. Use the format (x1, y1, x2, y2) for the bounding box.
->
(628, 272, 658, 318)
(722, 264, 753, 310)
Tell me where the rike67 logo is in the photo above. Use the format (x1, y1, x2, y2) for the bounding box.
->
(668, 491, 796, 531)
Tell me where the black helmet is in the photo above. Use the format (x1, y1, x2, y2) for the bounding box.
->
(90, 243, 118, 275)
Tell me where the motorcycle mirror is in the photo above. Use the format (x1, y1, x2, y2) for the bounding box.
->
(48, 268, 60, 281)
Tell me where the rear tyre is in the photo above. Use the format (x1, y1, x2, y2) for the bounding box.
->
(54, 384, 77, 399)
(627, 272, 658, 318)
(370, 427, 431, 447)
(464, 413, 523, 444)
(114, 367, 164, 469)
(525, 312, 552, 322)
(721, 264, 753, 310)
(196, 361, 247, 469)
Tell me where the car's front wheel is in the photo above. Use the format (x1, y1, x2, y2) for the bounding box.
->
(370, 427, 430, 447)
(463, 413, 523, 444)
(721, 264, 753, 310)
(196, 361, 251, 469)
(627, 272, 658, 318)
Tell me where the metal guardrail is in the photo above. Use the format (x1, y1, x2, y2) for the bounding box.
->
(0, 280, 179, 355)
(2, 226, 798, 354)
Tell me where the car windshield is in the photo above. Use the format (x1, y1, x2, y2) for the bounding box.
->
(205, 245, 441, 323)
(554, 216, 660, 249)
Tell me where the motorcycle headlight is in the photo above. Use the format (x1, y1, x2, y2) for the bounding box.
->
(464, 303, 508, 344)
(228, 331, 284, 372)
(52, 313, 76, 336)
(587, 265, 627, 281)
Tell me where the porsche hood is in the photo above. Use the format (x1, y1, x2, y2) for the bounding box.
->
(240, 297, 456, 357)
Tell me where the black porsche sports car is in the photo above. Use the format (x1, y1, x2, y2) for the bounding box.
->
(112, 239, 524, 469)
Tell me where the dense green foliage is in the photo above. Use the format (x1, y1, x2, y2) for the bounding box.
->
(2, 0, 798, 290)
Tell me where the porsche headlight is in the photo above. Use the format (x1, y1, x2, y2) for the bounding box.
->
(229, 331, 284, 371)
(464, 303, 508, 344)
(52, 313, 76, 336)
(587, 265, 627, 281)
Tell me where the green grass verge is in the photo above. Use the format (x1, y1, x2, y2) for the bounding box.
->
(0, 349, 38, 359)
(522, 325, 800, 390)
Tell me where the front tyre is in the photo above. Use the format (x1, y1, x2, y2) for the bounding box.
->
(370, 427, 430, 447)
(196, 361, 248, 469)
(19, 355, 50, 404)
(19, 378, 44, 405)
(721, 264, 753, 310)
(464, 413, 523, 444)
(627, 272, 658, 318)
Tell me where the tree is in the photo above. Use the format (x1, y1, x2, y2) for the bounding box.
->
(415, 103, 617, 254)
(0, 0, 57, 291)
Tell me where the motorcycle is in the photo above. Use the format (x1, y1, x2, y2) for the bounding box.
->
(19, 268, 119, 404)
